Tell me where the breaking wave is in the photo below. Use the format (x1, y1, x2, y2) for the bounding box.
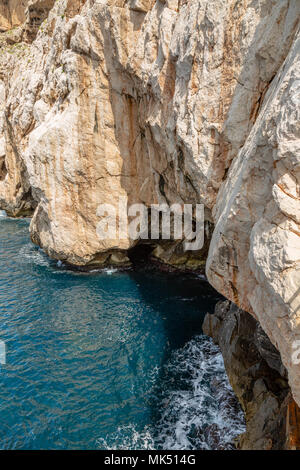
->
(97, 425, 155, 450)
(99, 335, 245, 450)
(152, 335, 245, 450)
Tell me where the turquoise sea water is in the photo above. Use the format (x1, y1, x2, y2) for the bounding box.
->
(0, 213, 245, 450)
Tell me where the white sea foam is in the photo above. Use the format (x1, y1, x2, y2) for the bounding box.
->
(88, 267, 119, 275)
(153, 335, 245, 450)
(98, 335, 245, 450)
(96, 424, 155, 450)
(18, 244, 50, 267)
(104, 268, 119, 275)
(0, 210, 7, 219)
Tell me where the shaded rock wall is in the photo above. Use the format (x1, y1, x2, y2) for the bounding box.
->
(203, 301, 291, 450)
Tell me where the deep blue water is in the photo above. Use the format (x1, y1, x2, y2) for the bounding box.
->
(0, 213, 245, 450)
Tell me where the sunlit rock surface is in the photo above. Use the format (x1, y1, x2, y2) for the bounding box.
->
(0, 1, 28, 32)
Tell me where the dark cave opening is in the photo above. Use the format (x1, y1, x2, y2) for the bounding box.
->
(128, 243, 155, 266)
(0, 157, 7, 181)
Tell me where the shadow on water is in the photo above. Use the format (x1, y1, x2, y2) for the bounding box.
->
(128, 268, 221, 351)
(128, 242, 223, 351)
(127, 248, 224, 448)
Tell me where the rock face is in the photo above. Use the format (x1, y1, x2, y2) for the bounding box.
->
(206, 24, 300, 415)
(0, 1, 299, 410)
(203, 301, 291, 450)
(0, 1, 29, 32)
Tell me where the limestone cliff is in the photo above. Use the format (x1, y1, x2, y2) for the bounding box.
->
(0, 0, 299, 417)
